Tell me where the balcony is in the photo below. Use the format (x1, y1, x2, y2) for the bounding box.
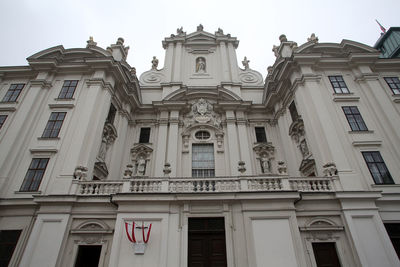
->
(73, 176, 341, 196)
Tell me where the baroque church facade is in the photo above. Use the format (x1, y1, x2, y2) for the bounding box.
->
(0, 25, 400, 267)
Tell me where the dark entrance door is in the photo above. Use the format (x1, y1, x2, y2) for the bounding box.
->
(312, 242, 341, 267)
(188, 217, 227, 267)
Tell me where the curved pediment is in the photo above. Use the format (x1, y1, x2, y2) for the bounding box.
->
(27, 45, 112, 62)
(296, 39, 378, 55)
(163, 87, 242, 102)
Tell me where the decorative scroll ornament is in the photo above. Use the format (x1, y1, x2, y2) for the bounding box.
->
(125, 221, 153, 254)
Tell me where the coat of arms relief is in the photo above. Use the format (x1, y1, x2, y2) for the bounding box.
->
(182, 98, 224, 153)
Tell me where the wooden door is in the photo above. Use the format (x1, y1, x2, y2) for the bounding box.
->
(188, 218, 227, 267)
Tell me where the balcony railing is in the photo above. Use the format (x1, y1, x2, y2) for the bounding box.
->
(73, 176, 340, 196)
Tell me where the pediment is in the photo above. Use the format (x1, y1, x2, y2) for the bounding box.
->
(164, 88, 242, 101)
(71, 220, 113, 234)
(186, 31, 216, 43)
(131, 143, 153, 157)
(296, 40, 378, 55)
(28, 46, 111, 62)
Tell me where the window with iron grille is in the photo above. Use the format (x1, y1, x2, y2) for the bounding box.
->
(342, 106, 368, 131)
(195, 130, 210, 140)
(20, 158, 49, 191)
(255, 127, 267, 142)
(139, 128, 151, 143)
(0, 230, 22, 266)
(58, 80, 78, 99)
(362, 151, 394, 184)
(384, 77, 400, 95)
(2, 84, 25, 102)
(42, 112, 66, 138)
(192, 144, 215, 177)
(329, 76, 350, 94)
(0, 115, 7, 130)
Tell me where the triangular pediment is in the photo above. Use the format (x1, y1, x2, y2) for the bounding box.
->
(186, 31, 216, 44)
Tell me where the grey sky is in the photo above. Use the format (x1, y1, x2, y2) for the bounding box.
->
(0, 0, 399, 77)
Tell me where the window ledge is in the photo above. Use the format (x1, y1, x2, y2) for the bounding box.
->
(393, 97, 400, 103)
(348, 130, 374, 134)
(333, 95, 360, 102)
(352, 140, 382, 147)
(37, 137, 60, 141)
(0, 102, 18, 112)
(29, 148, 58, 154)
(54, 98, 75, 101)
(49, 103, 75, 109)
(14, 190, 42, 195)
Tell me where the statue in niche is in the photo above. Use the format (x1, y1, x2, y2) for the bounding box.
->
(196, 57, 206, 73)
(261, 157, 271, 174)
(151, 56, 159, 70)
(299, 139, 309, 158)
(137, 156, 146, 176)
(98, 136, 108, 162)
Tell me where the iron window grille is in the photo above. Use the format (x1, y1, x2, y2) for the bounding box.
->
(342, 106, 368, 131)
(2, 84, 25, 102)
(329, 76, 350, 94)
(42, 112, 66, 138)
(384, 77, 400, 95)
(20, 158, 49, 191)
(195, 131, 210, 140)
(58, 80, 78, 99)
(362, 151, 394, 184)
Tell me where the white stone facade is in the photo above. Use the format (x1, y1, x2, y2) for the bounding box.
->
(0, 27, 399, 267)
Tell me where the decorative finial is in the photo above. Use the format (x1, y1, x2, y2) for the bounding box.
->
(307, 33, 319, 43)
(151, 56, 159, 70)
(197, 24, 204, 31)
(242, 57, 250, 70)
(279, 34, 287, 43)
(238, 161, 246, 174)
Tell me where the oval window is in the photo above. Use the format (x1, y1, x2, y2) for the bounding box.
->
(195, 131, 210, 140)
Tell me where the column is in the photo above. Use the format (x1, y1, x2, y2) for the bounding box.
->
(154, 111, 169, 176)
(166, 110, 179, 177)
(226, 110, 240, 176)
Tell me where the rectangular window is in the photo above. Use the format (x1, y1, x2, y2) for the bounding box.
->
(255, 127, 267, 143)
(74, 245, 102, 267)
(0, 115, 7, 130)
(58, 80, 78, 99)
(384, 223, 400, 259)
(312, 242, 341, 267)
(289, 101, 299, 122)
(384, 77, 400, 95)
(342, 106, 368, 131)
(106, 104, 116, 124)
(2, 84, 25, 102)
(329, 75, 350, 94)
(42, 112, 66, 138)
(139, 128, 151, 143)
(20, 158, 49, 191)
(192, 144, 215, 177)
(0, 230, 22, 267)
(362, 151, 394, 184)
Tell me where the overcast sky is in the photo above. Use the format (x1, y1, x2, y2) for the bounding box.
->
(0, 0, 399, 78)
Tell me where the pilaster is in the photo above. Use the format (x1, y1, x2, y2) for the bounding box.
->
(166, 110, 179, 177)
(154, 111, 169, 176)
(226, 110, 240, 176)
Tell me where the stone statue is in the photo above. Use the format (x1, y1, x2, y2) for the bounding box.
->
(261, 157, 270, 173)
(272, 45, 279, 57)
(137, 156, 146, 176)
(197, 24, 204, 31)
(151, 56, 159, 70)
(98, 135, 108, 161)
(177, 27, 184, 35)
(242, 57, 250, 70)
(307, 33, 319, 43)
(86, 36, 97, 47)
(196, 57, 206, 73)
(299, 139, 309, 158)
(217, 28, 224, 35)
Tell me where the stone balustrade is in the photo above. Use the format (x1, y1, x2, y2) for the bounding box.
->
(73, 176, 339, 195)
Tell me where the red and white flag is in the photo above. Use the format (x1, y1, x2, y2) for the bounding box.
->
(376, 20, 386, 33)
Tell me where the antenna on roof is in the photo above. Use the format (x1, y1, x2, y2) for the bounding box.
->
(375, 19, 386, 34)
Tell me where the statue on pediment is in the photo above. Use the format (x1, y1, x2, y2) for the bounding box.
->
(177, 27, 184, 36)
(242, 57, 250, 70)
(151, 56, 159, 70)
(197, 24, 204, 31)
